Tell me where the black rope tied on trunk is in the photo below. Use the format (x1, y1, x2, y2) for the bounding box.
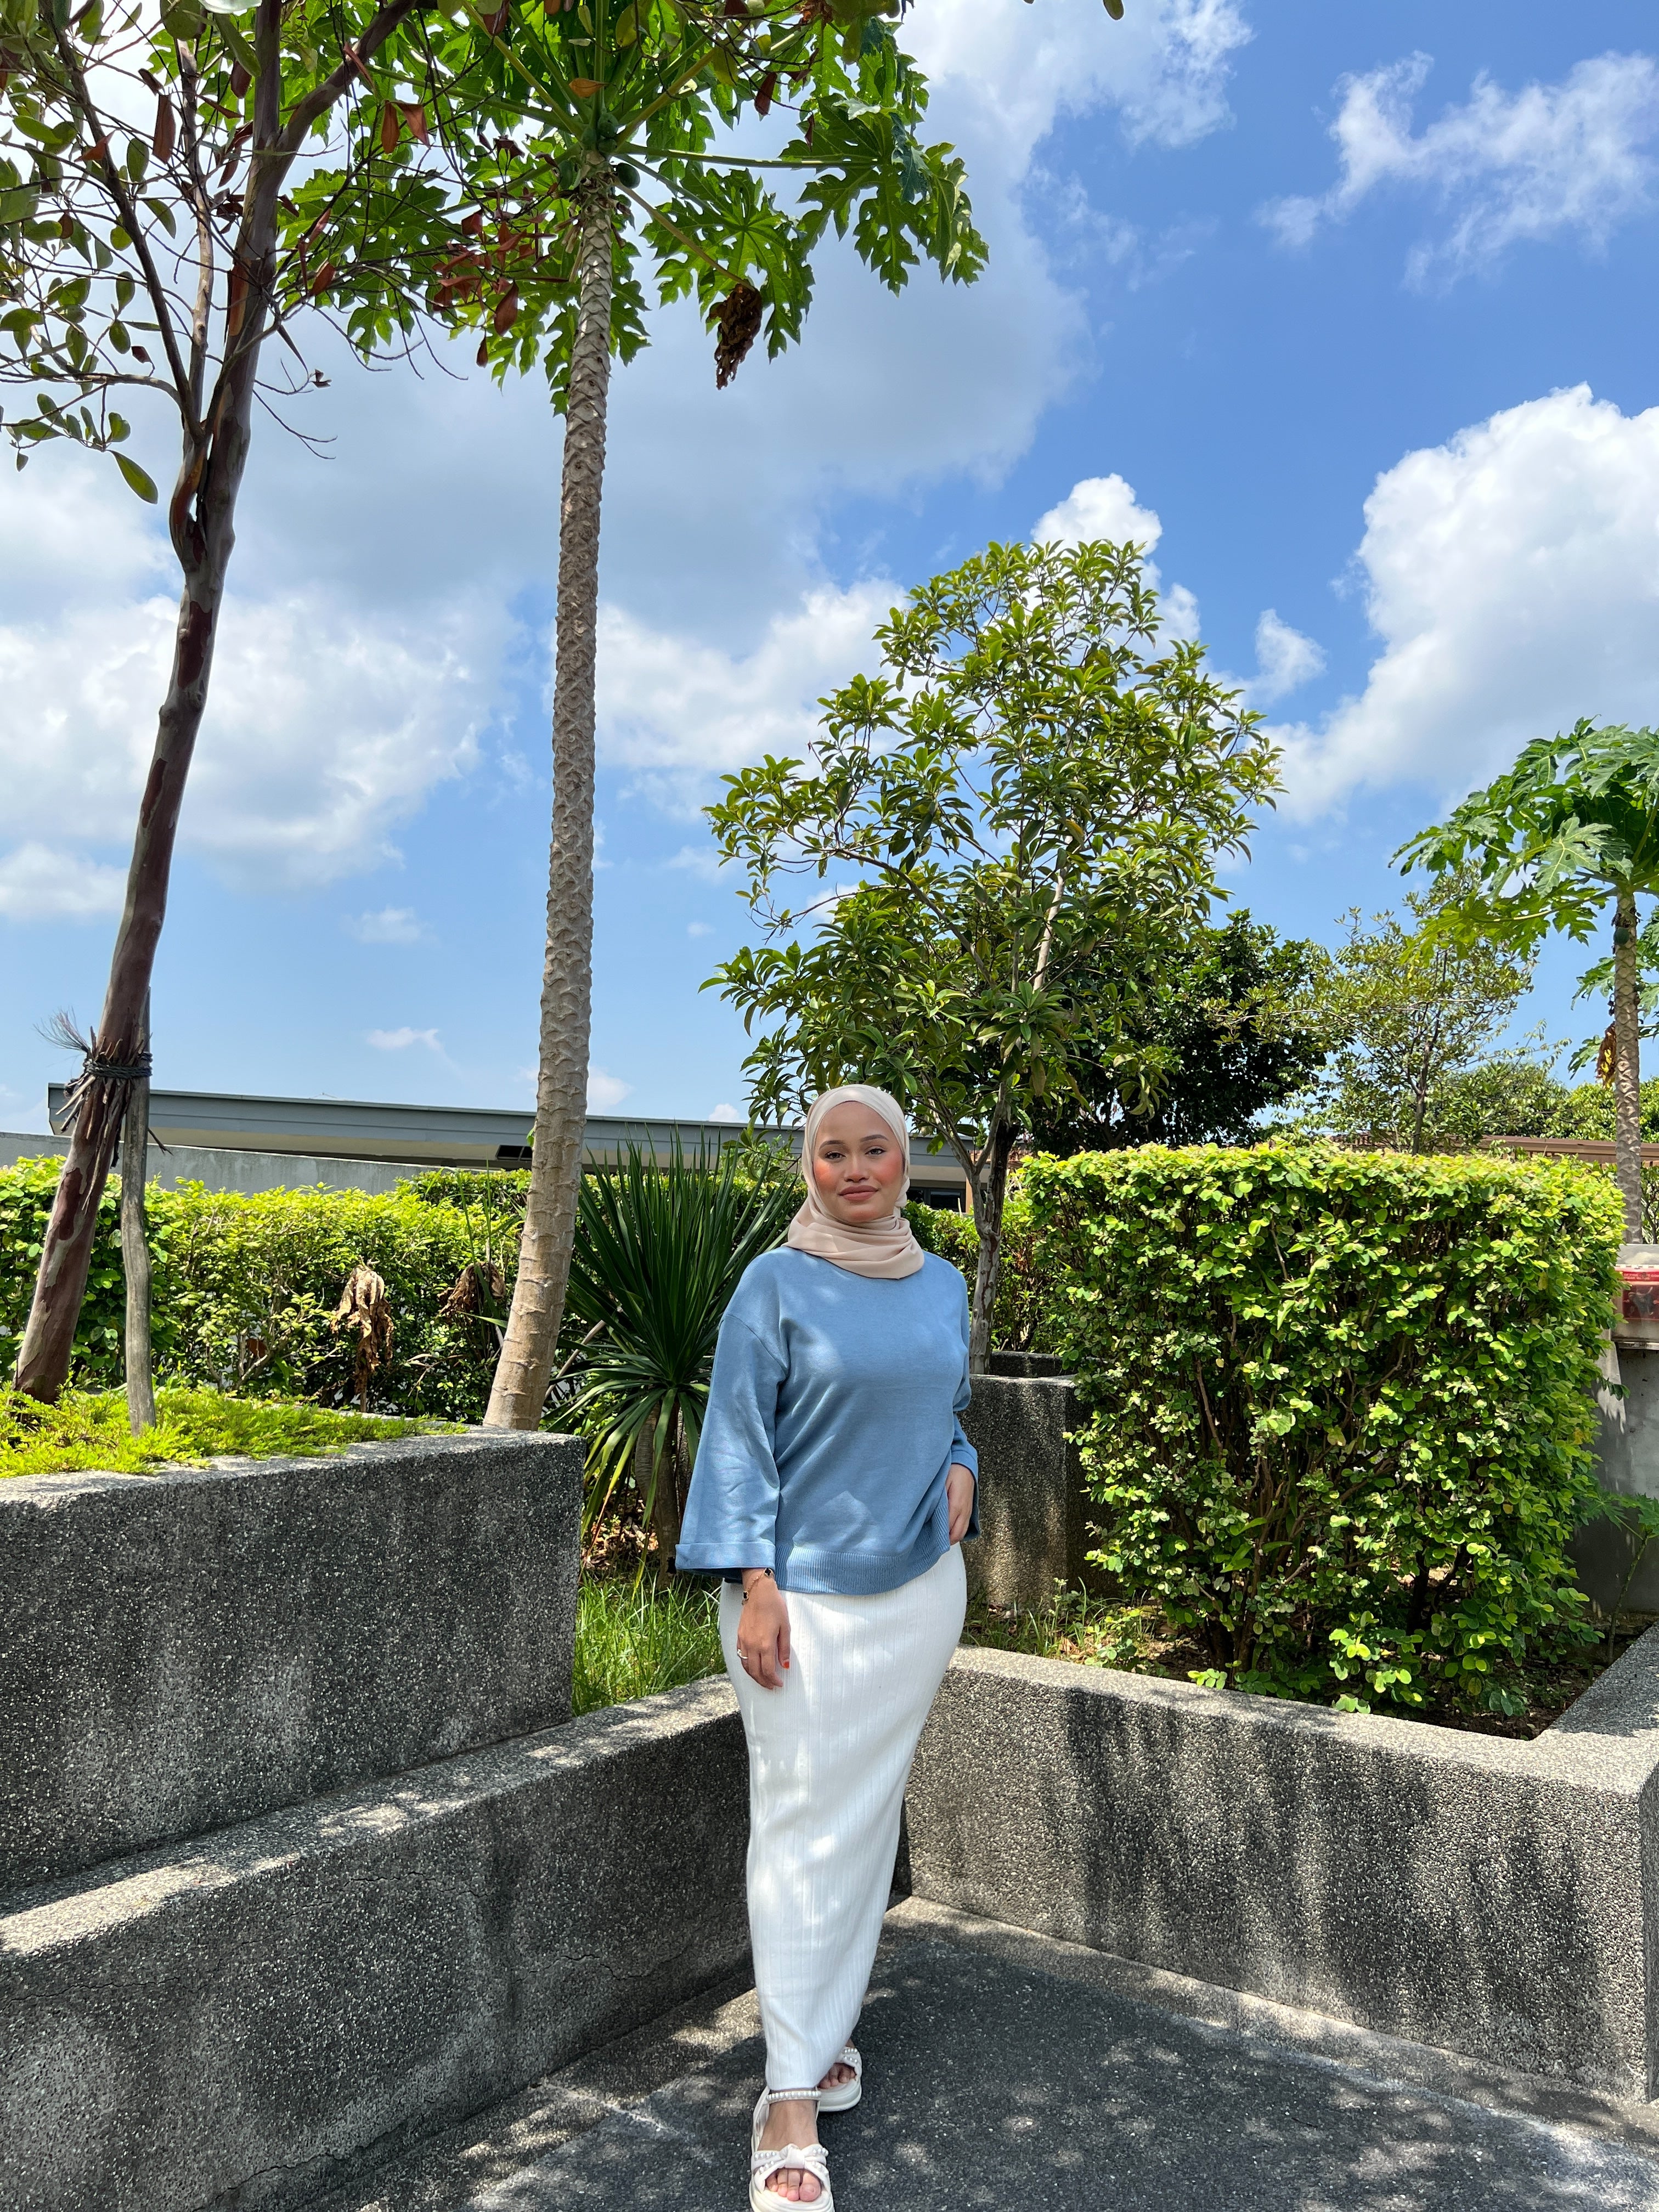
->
(59, 1047, 154, 1129)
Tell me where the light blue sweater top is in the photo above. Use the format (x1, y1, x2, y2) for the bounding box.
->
(675, 1246, 980, 1596)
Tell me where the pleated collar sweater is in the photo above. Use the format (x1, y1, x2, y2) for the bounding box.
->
(675, 1246, 979, 1596)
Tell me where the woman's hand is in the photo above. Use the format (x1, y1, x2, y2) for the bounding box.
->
(947, 1462, 976, 1545)
(737, 1569, 792, 1689)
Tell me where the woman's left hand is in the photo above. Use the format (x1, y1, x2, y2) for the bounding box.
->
(946, 1462, 976, 1545)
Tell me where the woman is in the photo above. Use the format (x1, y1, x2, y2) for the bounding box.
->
(676, 1084, 978, 2211)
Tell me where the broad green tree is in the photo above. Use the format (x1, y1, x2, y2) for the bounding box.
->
(1028, 911, 1334, 1153)
(1308, 884, 1536, 1153)
(364, 0, 1004, 1428)
(706, 537, 1280, 1369)
(1400, 721, 1659, 1235)
(0, 0, 467, 1402)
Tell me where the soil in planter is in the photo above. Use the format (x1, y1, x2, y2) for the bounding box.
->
(960, 1588, 1658, 1740)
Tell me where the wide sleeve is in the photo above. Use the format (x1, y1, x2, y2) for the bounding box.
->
(949, 1277, 981, 1541)
(675, 1309, 786, 1575)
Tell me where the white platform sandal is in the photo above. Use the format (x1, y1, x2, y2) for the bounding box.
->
(815, 2045, 863, 2114)
(751, 2088, 834, 2211)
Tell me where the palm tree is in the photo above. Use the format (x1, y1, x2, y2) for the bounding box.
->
(380, 0, 1012, 1426)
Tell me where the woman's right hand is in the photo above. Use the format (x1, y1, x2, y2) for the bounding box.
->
(737, 1570, 792, 1689)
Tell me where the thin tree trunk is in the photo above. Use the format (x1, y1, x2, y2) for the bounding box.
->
(121, 993, 155, 1434)
(1613, 883, 1644, 1240)
(488, 172, 616, 1429)
(14, 0, 291, 1402)
(968, 1116, 1016, 1375)
(16, 544, 233, 1399)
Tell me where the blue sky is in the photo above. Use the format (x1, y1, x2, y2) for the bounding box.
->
(4, 1, 1658, 1128)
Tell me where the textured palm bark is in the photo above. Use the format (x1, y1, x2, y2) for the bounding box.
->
(487, 174, 616, 1429)
(1613, 884, 1644, 1240)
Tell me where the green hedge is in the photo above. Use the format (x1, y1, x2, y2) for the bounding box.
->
(0, 1158, 517, 1419)
(1024, 1143, 1622, 1713)
(907, 1185, 1063, 1356)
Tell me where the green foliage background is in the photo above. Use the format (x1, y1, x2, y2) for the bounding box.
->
(1024, 1144, 1623, 1713)
(0, 1157, 515, 1418)
(906, 1191, 1062, 1358)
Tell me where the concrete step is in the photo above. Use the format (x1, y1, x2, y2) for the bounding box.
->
(0, 1680, 749, 2212)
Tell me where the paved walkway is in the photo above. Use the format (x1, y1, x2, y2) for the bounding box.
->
(310, 1902, 1659, 2212)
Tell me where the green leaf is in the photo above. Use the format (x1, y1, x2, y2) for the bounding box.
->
(114, 450, 159, 501)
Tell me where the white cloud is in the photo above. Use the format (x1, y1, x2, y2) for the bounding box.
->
(367, 1026, 442, 1052)
(0, 467, 506, 891)
(686, 921, 714, 938)
(0, 0, 1250, 921)
(1261, 51, 1659, 283)
(908, 0, 1250, 159)
(1249, 610, 1326, 706)
(1272, 385, 1659, 819)
(346, 906, 430, 945)
(588, 1066, 633, 1110)
(596, 582, 895, 806)
(707, 1102, 743, 1124)
(1032, 472, 1164, 551)
(0, 844, 126, 921)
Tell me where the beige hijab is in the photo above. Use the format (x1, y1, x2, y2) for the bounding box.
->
(787, 1084, 925, 1280)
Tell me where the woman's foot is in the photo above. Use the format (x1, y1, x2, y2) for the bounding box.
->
(817, 2058, 856, 2094)
(758, 2098, 823, 2203)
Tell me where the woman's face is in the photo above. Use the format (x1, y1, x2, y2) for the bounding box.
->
(811, 1102, 906, 1226)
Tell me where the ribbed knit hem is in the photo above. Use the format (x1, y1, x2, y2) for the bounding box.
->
(770, 1536, 953, 1596)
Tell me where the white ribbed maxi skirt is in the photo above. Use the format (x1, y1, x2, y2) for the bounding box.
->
(719, 1542, 967, 2094)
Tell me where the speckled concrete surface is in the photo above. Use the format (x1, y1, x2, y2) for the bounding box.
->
(304, 1914, 1659, 2212)
(906, 1633, 1659, 2096)
(0, 1430, 582, 1892)
(0, 1678, 750, 2212)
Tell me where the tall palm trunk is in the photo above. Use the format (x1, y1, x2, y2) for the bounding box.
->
(487, 172, 616, 1429)
(1613, 884, 1644, 1240)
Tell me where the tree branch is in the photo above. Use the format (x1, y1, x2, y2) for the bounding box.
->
(46, 19, 197, 428)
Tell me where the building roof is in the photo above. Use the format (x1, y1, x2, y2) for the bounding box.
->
(43, 1085, 969, 1191)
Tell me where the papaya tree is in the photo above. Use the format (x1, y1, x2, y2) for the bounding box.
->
(347, 0, 1015, 1426)
(0, 0, 468, 1400)
(1400, 720, 1659, 1238)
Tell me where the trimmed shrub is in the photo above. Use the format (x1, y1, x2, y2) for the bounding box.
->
(1024, 1143, 1623, 1712)
(0, 1162, 517, 1418)
(0, 1154, 180, 1385)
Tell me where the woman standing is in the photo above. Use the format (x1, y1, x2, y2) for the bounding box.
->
(676, 1085, 978, 2211)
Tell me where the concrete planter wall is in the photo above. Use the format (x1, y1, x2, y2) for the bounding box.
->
(959, 1372, 1093, 1611)
(0, 1431, 755, 2212)
(905, 1636, 1659, 2100)
(1, 1430, 581, 1892)
(1, 1680, 750, 2212)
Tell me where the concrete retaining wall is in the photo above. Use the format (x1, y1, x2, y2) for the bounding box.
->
(906, 1635, 1659, 2099)
(0, 1431, 581, 1893)
(960, 1374, 1092, 1612)
(0, 1680, 751, 2212)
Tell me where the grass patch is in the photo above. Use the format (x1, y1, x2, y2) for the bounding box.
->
(0, 1384, 443, 1479)
(572, 1576, 725, 1717)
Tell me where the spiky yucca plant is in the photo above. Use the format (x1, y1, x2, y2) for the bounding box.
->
(564, 1137, 797, 1566)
